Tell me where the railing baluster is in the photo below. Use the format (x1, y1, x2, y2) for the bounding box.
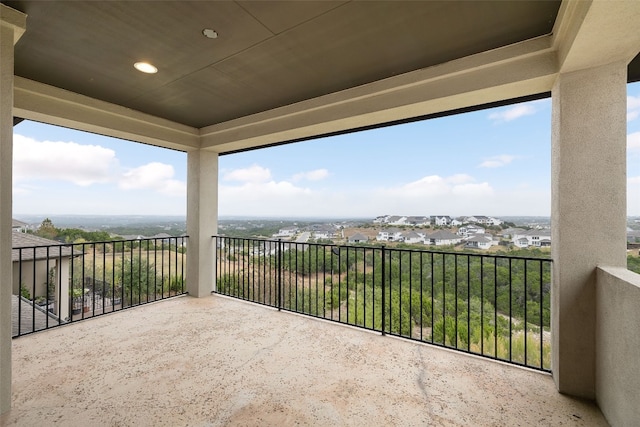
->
(204, 235, 551, 371)
(381, 245, 386, 335)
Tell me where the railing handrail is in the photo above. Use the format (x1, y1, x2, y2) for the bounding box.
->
(211, 234, 552, 262)
(12, 234, 189, 250)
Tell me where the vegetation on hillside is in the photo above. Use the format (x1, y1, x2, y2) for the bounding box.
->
(217, 243, 552, 369)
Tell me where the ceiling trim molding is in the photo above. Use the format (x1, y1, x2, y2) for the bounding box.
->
(200, 36, 557, 153)
(13, 77, 200, 151)
(553, 0, 640, 74)
(0, 4, 26, 44)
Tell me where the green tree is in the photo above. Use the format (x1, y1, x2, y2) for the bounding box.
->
(117, 256, 160, 306)
(36, 218, 58, 240)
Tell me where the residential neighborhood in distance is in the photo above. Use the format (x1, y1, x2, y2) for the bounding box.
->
(255, 214, 553, 252)
(12, 214, 640, 255)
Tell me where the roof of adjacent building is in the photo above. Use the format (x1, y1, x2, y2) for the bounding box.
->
(12, 219, 28, 228)
(12, 232, 76, 262)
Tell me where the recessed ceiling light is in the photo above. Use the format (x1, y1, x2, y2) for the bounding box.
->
(134, 62, 158, 74)
(202, 28, 218, 39)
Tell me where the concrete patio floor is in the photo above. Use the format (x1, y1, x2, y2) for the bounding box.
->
(2, 294, 607, 426)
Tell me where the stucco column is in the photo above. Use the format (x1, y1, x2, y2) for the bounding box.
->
(1, 5, 25, 415)
(551, 61, 628, 399)
(186, 149, 218, 297)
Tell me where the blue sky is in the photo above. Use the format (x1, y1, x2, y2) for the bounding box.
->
(12, 82, 640, 218)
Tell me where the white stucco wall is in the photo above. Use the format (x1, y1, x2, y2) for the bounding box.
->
(595, 266, 640, 426)
(12, 258, 71, 320)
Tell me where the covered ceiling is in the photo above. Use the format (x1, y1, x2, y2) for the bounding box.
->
(3, 1, 640, 153)
(4, 0, 568, 129)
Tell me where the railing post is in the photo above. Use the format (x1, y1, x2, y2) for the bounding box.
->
(277, 239, 282, 311)
(381, 245, 386, 336)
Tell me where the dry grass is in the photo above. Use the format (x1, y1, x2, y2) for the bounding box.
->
(76, 249, 186, 278)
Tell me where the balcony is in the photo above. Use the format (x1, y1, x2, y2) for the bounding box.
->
(3, 294, 607, 426)
(2, 1, 640, 424)
(5, 237, 609, 424)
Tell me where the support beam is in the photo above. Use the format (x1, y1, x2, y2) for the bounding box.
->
(186, 150, 218, 297)
(200, 37, 556, 153)
(551, 61, 628, 399)
(0, 4, 26, 415)
(13, 77, 200, 151)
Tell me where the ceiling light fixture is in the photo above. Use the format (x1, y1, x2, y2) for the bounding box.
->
(134, 62, 158, 74)
(202, 28, 218, 39)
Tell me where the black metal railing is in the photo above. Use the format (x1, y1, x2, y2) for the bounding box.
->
(12, 236, 187, 338)
(213, 236, 552, 371)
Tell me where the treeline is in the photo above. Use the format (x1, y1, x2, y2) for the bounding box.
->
(31, 218, 119, 243)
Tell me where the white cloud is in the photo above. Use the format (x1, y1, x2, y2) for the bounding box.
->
(379, 174, 493, 200)
(13, 134, 118, 186)
(628, 95, 640, 122)
(488, 103, 537, 123)
(218, 170, 554, 217)
(629, 132, 640, 152)
(478, 154, 516, 168)
(445, 174, 475, 185)
(220, 179, 315, 217)
(292, 168, 329, 182)
(451, 182, 494, 197)
(629, 176, 640, 215)
(119, 162, 185, 197)
(222, 164, 271, 183)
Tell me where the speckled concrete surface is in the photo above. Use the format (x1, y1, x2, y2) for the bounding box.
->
(2, 295, 607, 426)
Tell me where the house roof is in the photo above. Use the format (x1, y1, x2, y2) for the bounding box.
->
(428, 230, 460, 240)
(402, 231, 422, 239)
(12, 219, 28, 228)
(467, 235, 492, 243)
(11, 232, 76, 262)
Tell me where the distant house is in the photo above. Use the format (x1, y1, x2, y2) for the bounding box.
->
(376, 228, 403, 242)
(387, 216, 407, 226)
(348, 233, 369, 244)
(467, 215, 490, 225)
(457, 225, 485, 237)
(501, 227, 526, 239)
(426, 230, 462, 246)
(465, 235, 494, 250)
(488, 217, 503, 226)
(512, 230, 551, 248)
(450, 218, 464, 226)
(150, 232, 173, 244)
(431, 216, 452, 227)
(12, 232, 76, 321)
(373, 215, 389, 224)
(274, 226, 298, 238)
(406, 216, 430, 226)
(314, 228, 337, 239)
(402, 231, 424, 244)
(12, 219, 29, 233)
